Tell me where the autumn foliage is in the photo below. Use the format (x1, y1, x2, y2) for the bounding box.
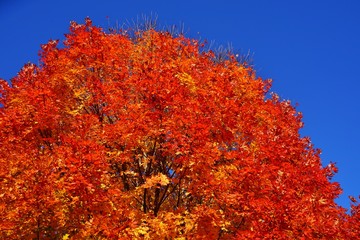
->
(0, 18, 359, 239)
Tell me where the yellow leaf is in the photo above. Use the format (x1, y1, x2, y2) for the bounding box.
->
(176, 72, 197, 92)
(142, 173, 169, 188)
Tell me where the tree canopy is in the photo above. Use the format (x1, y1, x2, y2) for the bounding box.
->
(0, 18, 359, 239)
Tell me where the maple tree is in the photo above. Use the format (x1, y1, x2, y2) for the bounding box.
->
(0, 18, 359, 239)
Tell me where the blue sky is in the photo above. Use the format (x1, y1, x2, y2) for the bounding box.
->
(1, 0, 359, 210)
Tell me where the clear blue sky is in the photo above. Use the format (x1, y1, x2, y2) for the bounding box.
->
(1, 0, 359, 210)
